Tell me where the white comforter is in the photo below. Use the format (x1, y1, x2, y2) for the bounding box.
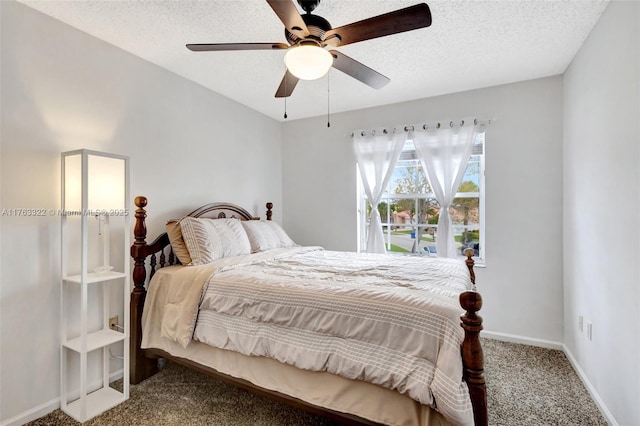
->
(191, 247, 474, 425)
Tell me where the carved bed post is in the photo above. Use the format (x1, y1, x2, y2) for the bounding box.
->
(460, 292, 487, 426)
(130, 196, 158, 384)
(460, 248, 487, 426)
(464, 248, 476, 285)
(266, 202, 273, 221)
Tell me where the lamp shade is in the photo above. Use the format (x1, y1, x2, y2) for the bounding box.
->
(62, 150, 128, 213)
(284, 45, 333, 80)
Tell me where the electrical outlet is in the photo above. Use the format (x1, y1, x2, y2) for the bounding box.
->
(109, 316, 119, 331)
(578, 315, 583, 332)
(586, 321, 592, 341)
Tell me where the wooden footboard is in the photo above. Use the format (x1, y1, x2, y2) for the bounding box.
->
(129, 196, 487, 425)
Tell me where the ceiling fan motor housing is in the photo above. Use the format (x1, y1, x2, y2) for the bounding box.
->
(297, 0, 321, 13)
(285, 13, 332, 45)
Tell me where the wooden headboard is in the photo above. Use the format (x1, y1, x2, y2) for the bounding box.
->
(129, 196, 273, 384)
(187, 202, 266, 221)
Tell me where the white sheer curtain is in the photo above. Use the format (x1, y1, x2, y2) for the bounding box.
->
(354, 130, 406, 253)
(412, 120, 483, 258)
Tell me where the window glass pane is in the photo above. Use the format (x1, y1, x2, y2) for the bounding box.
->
(451, 196, 480, 256)
(461, 155, 482, 188)
(390, 162, 430, 195)
(391, 197, 415, 225)
(450, 197, 479, 226)
(377, 199, 393, 225)
(387, 224, 438, 255)
(388, 225, 413, 254)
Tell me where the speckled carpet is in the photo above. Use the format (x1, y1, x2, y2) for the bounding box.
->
(28, 339, 606, 426)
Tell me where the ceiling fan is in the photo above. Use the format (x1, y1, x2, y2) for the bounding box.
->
(186, 0, 432, 98)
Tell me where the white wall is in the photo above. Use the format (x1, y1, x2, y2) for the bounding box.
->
(282, 76, 565, 343)
(0, 1, 282, 423)
(563, 1, 640, 425)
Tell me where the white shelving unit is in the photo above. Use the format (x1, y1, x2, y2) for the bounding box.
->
(60, 150, 130, 423)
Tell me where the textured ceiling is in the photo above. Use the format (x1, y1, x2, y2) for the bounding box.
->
(19, 0, 609, 121)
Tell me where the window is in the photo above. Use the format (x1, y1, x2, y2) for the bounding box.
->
(357, 133, 485, 263)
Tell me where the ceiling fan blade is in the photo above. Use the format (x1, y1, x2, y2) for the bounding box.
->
(329, 50, 390, 89)
(275, 70, 300, 98)
(266, 0, 309, 39)
(187, 43, 289, 51)
(323, 34, 342, 47)
(324, 3, 432, 47)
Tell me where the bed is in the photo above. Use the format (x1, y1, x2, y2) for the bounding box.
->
(130, 196, 487, 426)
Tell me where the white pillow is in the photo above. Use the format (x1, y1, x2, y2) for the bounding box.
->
(210, 218, 251, 257)
(269, 221, 296, 247)
(242, 221, 296, 252)
(179, 217, 224, 265)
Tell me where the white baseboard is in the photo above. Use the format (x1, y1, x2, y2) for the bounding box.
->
(562, 346, 618, 426)
(0, 370, 123, 426)
(481, 330, 565, 350)
(0, 397, 61, 426)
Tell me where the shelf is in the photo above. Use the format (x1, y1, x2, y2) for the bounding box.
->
(63, 329, 126, 353)
(63, 271, 127, 284)
(63, 386, 125, 422)
(61, 150, 130, 422)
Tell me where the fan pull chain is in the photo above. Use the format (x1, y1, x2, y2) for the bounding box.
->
(284, 72, 288, 119)
(327, 70, 331, 128)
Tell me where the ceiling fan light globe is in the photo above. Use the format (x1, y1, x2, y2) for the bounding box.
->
(285, 45, 333, 80)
